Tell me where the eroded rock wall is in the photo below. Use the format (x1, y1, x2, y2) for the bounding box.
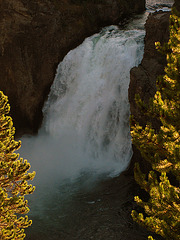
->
(0, 0, 145, 136)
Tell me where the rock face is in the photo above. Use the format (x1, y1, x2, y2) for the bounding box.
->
(0, 0, 145, 136)
(129, 10, 170, 126)
(128, 10, 171, 173)
(174, 0, 180, 12)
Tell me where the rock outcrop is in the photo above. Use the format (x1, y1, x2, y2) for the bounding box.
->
(128, 10, 171, 173)
(0, 0, 145, 136)
(129, 10, 170, 125)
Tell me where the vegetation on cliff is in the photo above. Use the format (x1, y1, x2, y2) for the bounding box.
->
(0, 91, 35, 239)
(131, 8, 180, 240)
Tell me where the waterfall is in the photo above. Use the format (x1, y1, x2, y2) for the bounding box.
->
(17, 5, 174, 239)
(42, 26, 145, 176)
(21, 21, 145, 187)
(19, 14, 146, 234)
(18, 13, 149, 240)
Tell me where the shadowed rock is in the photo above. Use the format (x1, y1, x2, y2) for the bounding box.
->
(128, 10, 170, 173)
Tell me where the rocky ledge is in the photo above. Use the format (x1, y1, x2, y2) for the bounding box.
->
(0, 0, 145, 136)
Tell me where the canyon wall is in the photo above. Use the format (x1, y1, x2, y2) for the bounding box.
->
(0, 0, 145, 136)
(129, 10, 170, 126)
(128, 10, 171, 173)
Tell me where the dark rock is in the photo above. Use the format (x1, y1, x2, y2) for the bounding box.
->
(0, 0, 145, 136)
(174, 0, 180, 12)
(128, 11, 171, 173)
(129, 11, 170, 125)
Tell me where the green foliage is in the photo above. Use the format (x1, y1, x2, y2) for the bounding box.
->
(131, 9, 180, 240)
(0, 91, 35, 239)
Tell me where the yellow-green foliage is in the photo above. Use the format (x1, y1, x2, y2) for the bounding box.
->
(131, 9, 180, 240)
(0, 91, 35, 239)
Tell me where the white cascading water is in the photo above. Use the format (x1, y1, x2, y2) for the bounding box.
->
(21, 16, 145, 186)
(19, 14, 147, 231)
(42, 26, 145, 176)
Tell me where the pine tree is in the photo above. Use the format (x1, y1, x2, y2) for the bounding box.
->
(131, 8, 180, 240)
(0, 91, 35, 239)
